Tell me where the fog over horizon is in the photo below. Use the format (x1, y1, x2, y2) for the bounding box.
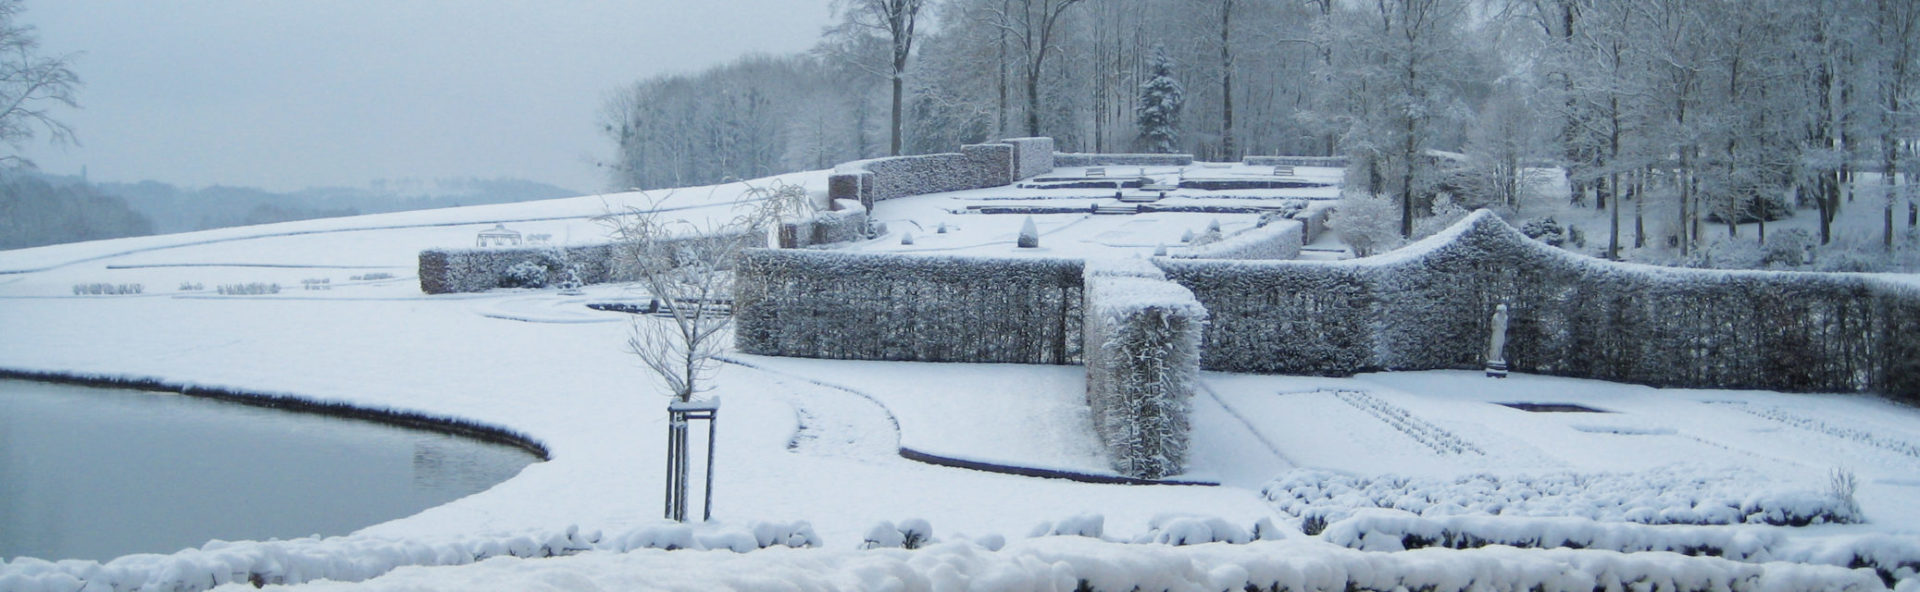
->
(14, 1, 834, 194)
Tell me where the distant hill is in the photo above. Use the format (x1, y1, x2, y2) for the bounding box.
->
(0, 173, 155, 250)
(16, 173, 581, 237)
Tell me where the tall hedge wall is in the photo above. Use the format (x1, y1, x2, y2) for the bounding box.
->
(1157, 211, 1920, 403)
(734, 250, 1085, 365)
(827, 138, 1055, 210)
(1082, 258, 1205, 479)
(1053, 153, 1195, 168)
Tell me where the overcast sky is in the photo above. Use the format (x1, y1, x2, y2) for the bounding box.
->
(15, 1, 835, 193)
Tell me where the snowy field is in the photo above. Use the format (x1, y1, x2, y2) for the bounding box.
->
(3, 168, 1920, 591)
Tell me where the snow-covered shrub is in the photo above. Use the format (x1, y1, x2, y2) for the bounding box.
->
(1017, 216, 1040, 248)
(350, 272, 394, 281)
(735, 249, 1084, 365)
(1521, 217, 1566, 247)
(1763, 229, 1815, 268)
(1326, 190, 1402, 257)
(501, 260, 550, 288)
(300, 277, 331, 290)
(217, 282, 280, 295)
(1413, 193, 1471, 239)
(935, 222, 949, 234)
(751, 521, 821, 549)
(861, 521, 906, 550)
(1178, 228, 1194, 244)
(1263, 467, 1863, 528)
(899, 518, 935, 549)
(1082, 259, 1205, 479)
(1829, 468, 1862, 524)
(1168, 219, 1302, 261)
(177, 281, 203, 292)
(899, 231, 914, 245)
(1028, 513, 1105, 538)
(1140, 515, 1252, 546)
(71, 283, 142, 295)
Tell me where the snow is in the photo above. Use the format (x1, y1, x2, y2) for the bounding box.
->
(2, 166, 1919, 590)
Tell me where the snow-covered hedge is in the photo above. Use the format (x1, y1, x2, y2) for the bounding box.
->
(1157, 210, 1920, 402)
(1318, 509, 1919, 587)
(1052, 152, 1194, 168)
(419, 244, 618, 295)
(419, 230, 773, 294)
(1169, 219, 1302, 261)
(1265, 468, 1859, 529)
(1243, 155, 1349, 168)
(1003, 136, 1057, 180)
(1082, 259, 1206, 479)
(778, 205, 869, 248)
(734, 249, 1085, 365)
(0, 522, 821, 592)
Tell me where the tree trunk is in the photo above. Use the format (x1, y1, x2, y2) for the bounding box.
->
(1219, 0, 1236, 160)
(890, 74, 904, 156)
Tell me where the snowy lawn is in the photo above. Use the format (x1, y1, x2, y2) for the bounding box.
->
(3, 169, 1919, 590)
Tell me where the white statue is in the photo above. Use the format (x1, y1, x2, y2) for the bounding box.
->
(1486, 304, 1510, 378)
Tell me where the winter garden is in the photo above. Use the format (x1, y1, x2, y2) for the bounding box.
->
(9, 0, 1920, 587)
(0, 134, 1916, 591)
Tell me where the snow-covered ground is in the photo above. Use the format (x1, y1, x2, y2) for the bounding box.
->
(3, 168, 1919, 591)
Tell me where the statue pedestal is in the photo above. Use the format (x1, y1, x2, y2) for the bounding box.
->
(1485, 360, 1508, 378)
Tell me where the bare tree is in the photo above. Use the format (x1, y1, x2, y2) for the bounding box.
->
(983, 0, 1085, 138)
(835, 0, 926, 156)
(603, 180, 810, 401)
(0, 0, 79, 169)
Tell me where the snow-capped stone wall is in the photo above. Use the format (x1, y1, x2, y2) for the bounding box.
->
(1082, 258, 1206, 479)
(1157, 210, 1920, 402)
(734, 249, 1085, 365)
(1053, 152, 1194, 168)
(1170, 219, 1303, 261)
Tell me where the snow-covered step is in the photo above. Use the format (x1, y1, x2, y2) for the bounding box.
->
(1093, 204, 1141, 215)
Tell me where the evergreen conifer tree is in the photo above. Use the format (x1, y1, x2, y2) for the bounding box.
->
(1135, 46, 1184, 153)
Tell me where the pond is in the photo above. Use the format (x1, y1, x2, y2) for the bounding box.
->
(0, 379, 539, 562)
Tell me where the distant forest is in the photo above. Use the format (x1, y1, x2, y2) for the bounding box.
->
(0, 172, 578, 250)
(602, 0, 1920, 253)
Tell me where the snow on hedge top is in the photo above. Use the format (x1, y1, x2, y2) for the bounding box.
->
(1084, 256, 1166, 280)
(1086, 276, 1205, 319)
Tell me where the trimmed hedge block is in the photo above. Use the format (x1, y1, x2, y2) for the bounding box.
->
(735, 249, 1085, 365)
(1083, 259, 1206, 479)
(1171, 219, 1303, 261)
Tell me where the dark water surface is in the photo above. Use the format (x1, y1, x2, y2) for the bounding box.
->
(0, 379, 537, 561)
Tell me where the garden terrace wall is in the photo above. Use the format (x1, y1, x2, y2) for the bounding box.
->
(419, 231, 759, 295)
(1082, 259, 1205, 479)
(1172, 220, 1303, 261)
(1053, 153, 1195, 168)
(1155, 210, 1920, 402)
(1244, 155, 1348, 168)
(734, 250, 1085, 365)
(828, 138, 1054, 210)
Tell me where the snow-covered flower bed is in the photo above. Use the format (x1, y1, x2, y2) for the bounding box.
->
(1264, 467, 1860, 528)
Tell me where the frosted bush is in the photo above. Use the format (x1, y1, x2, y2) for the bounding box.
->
(1028, 513, 1105, 538)
(1017, 216, 1040, 248)
(861, 521, 907, 549)
(501, 260, 549, 288)
(217, 282, 280, 295)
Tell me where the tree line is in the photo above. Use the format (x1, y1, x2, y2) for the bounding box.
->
(604, 0, 1917, 257)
